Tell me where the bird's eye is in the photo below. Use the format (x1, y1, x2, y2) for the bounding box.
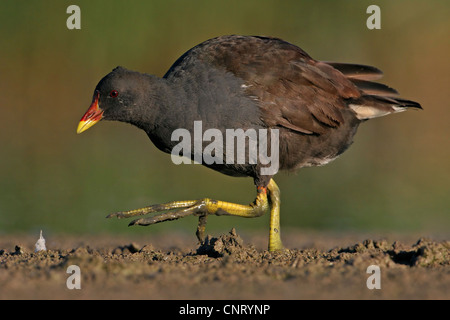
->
(109, 90, 119, 98)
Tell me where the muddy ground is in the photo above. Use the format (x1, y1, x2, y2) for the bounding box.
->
(0, 229, 448, 300)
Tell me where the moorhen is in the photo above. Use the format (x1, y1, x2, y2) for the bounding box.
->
(77, 35, 421, 251)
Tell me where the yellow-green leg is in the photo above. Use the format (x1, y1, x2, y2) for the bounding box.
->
(267, 179, 283, 251)
(107, 178, 284, 251)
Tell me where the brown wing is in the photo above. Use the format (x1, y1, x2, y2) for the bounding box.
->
(165, 35, 418, 133)
(171, 35, 362, 135)
(249, 59, 363, 134)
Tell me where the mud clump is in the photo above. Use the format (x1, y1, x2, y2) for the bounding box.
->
(389, 238, 450, 267)
(197, 228, 245, 257)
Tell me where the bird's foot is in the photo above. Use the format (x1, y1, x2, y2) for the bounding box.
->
(106, 179, 284, 251)
(107, 195, 268, 243)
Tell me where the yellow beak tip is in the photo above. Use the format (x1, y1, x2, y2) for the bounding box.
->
(76, 125, 84, 135)
(77, 119, 98, 134)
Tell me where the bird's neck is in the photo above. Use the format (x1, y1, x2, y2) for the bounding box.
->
(126, 75, 191, 153)
(125, 75, 171, 128)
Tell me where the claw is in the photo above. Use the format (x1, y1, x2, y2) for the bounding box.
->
(106, 212, 127, 219)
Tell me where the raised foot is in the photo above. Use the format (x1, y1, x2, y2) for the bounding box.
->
(106, 200, 199, 220)
(106, 178, 283, 252)
(106, 195, 269, 244)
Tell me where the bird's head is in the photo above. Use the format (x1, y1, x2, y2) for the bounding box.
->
(77, 66, 150, 134)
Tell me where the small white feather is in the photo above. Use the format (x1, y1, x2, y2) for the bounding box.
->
(35, 230, 46, 252)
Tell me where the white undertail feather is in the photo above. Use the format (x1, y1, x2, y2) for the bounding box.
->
(349, 104, 406, 120)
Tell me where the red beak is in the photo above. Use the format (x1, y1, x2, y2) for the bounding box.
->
(77, 91, 104, 134)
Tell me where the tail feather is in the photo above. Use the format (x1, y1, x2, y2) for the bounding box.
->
(324, 62, 384, 80)
(349, 95, 422, 120)
(350, 79, 399, 97)
(390, 97, 422, 109)
(324, 61, 422, 120)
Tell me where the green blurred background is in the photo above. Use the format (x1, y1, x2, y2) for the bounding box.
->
(0, 1, 448, 238)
